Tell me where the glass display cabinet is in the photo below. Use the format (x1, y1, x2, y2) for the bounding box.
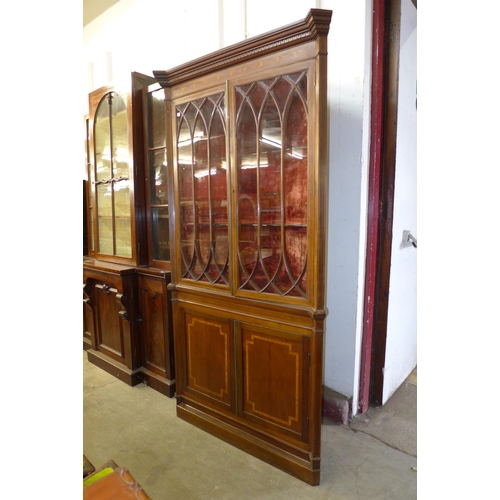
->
(86, 72, 153, 265)
(154, 9, 332, 485)
(83, 73, 175, 396)
(144, 84, 172, 265)
(83, 117, 92, 351)
(134, 82, 176, 396)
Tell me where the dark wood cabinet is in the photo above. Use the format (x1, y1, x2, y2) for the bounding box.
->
(83, 8, 331, 484)
(86, 72, 154, 266)
(83, 260, 142, 385)
(153, 9, 331, 485)
(83, 73, 176, 397)
(136, 269, 175, 397)
(83, 277, 93, 351)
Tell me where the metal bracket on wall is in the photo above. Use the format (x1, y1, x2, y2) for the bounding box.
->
(402, 230, 417, 248)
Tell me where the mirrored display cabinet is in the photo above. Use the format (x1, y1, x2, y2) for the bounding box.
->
(153, 9, 331, 485)
(83, 73, 176, 397)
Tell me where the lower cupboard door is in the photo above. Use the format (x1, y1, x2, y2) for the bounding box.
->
(181, 310, 236, 413)
(239, 322, 310, 443)
(95, 283, 126, 363)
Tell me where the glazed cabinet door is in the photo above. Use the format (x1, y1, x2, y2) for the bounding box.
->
(92, 91, 134, 260)
(143, 84, 172, 266)
(88, 73, 155, 266)
(174, 91, 230, 286)
(230, 64, 315, 303)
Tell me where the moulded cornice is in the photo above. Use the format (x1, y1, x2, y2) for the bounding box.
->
(153, 8, 332, 88)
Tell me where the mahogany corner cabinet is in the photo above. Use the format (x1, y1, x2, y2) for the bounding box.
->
(153, 9, 332, 485)
(83, 72, 176, 398)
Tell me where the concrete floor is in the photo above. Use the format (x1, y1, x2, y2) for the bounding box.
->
(83, 352, 417, 499)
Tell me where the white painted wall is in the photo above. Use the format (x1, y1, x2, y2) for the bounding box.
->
(83, 0, 221, 113)
(382, 0, 417, 403)
(83, 0, 374, 413)
(321, 0, 372, 414)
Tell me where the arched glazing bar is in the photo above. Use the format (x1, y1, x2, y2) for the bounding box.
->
(176, 93, 229, 285)
(235, 71, 308, 297)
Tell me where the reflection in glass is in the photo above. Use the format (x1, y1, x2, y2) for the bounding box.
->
(150, 149, 168, 205)
(97, 184, 112, 218)
(235, 72, 308, 297)
(113, 181, 130, 217)
(111, 108, 129, 179)
(98, 218, 113, 256)
(152, 208, 170, 261)
(94, 107, 110, 183)
(149, 89, 166, 149)
(115, 218, 132, 257)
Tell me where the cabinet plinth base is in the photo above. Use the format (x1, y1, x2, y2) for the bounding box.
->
(140, 368, 175, 398)
(176, 402, 320, 486)
(86, 350, 176, 397)
(87, 350, 143, 387)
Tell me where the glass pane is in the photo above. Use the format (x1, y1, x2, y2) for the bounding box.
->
(146, 88, 169, 263)
(210, 99, 228, 227)
(115, 218, 132, 257)
(89, 208, 94, 251)
(284, 226, 307, 295)
(193, 109, 209, 226)
(238, 219, 258, 286)
(177, 106, 194, 204)
(149, 89, 166, 149)
(114, 180, 130, 217)
(150, 149, 168, 205)
(260, 88, 282, 226)
(283, 75, 308, 226)
(97, 184, 112, 217)
(98, 218, 113, 255)
(176, 94, 228, 284)
(93, 91, 132, 259)
(177, 103, 196, 274)
(180, 205, 195, 272)
(235, 71, 308, 297)
(235, 90, 258, 225)
(151, 207, 170, 261)
(214, 226, 229, 270)
(94, 98, 111, 182)
(111, 93, 129, 179)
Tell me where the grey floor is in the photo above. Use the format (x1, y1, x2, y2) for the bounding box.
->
(83, 352, 417, 499)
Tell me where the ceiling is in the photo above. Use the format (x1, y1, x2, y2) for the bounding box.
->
(83, 0, 121, 26)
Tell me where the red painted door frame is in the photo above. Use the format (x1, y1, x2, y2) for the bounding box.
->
(359, 0, 402, 412)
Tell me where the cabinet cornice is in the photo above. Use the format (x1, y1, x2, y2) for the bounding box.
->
(153, 9, 332, 88)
